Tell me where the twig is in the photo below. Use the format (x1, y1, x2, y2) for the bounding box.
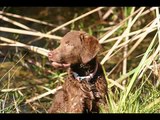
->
(0, 11, 58, 27)
(122, 7, 135, 86)
(100, 7, 146, 65)
(1, 87, 27, 92)
(33, 7, 105, 41)
(0, 15, 36, 31)
(102, 7, 115, 20)
(13, 94, 20, 113)
(25, 86, 62, 104)
(47, 7, 105, 34)
(0, 27, 62, 40)
(0, 53, 27, 82)
(99, 7, 144, 44)
(0, 36, 50, 57)
(108, 17, 157, 76)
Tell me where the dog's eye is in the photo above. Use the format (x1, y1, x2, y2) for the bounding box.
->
(80, 33, 89, 43)
(79, 34, 85, 42)
(65, 40, 72, 46)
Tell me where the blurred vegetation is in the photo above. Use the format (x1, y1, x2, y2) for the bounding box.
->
(0, 7, 160, 113)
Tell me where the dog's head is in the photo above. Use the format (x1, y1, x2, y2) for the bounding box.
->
(48, 31, 101, 68)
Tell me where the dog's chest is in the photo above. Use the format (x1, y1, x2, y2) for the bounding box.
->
(65, 76, 101, 112)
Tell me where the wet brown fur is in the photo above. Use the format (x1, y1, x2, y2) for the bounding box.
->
(48, 31, 108, 113)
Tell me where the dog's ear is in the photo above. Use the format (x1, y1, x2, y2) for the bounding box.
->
(80, 34, 101, 64)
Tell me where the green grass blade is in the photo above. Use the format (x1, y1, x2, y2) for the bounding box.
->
(121, 32, 158, 104)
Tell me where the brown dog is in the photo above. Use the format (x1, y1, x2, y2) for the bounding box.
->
(48, 30, 108, 113)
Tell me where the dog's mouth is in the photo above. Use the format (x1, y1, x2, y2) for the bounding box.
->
(50, 61, 70, 68)
(48, 51, 70, 68)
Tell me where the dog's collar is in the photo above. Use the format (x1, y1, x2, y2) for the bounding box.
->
(72, 62, 98, 82)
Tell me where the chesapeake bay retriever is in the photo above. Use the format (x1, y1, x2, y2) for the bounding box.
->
(48, 30, 108, 113)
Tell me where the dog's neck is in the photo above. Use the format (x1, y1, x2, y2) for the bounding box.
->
(71, 58, 97, 75)
(70, 58, 102, 82)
